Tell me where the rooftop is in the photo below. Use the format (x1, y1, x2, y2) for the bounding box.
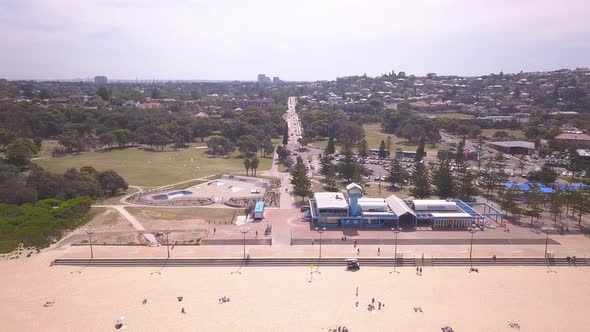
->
(314, 192, 349, 209)
(489, 141, 535, 149)
(555, 133, 590, 141)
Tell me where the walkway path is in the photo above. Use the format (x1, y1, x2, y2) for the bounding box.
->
(93, 205, 159, 246)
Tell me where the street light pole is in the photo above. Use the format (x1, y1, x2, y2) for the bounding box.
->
(85, 229, 95, 259)
(164, 229, 172, 259)
(391, 227, 401, 273)
(239, 227, 250, 261)
(468, 224, 477, 269)
(542, 227, 554, 258)
(315, 227, 326, 272)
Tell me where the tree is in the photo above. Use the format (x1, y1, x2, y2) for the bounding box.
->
(529, 166, 557, 184)
(378, 140, 387, 159)
(326, 136, 336, 155)
(319, 153, 337, 191)
(548, 188, 564, 225)
(151, 87, 161, 99)
(572, 188, 590, 226)
(499, 186, 519, 219)
(410, 161, 430, 198)
(414, 137, 426, 162)
(207, 136, 235, 156)
(97, 170, 128, 197)
(276, 145, 290, 161)
(173, 126, 192, 148)
(58, 130, 86, 152)
(290, 160, 311, 201)
(455, 160, 478, 201)
(358, 139, 368, 158)
(432, 160, 454, 199)
(282, 123, 289, 146)
(237, 136, 259, 158)
(243, 159, 251, 176)
(192, 118, 212, 142)
(99, 132, 116, 149)
(479, 158, 496, 197)
(524, 183, 542, 225)
(0, 129, 16, 151)
(5, 138, 38, 167)
(250, 157, 260, 176)
(96, 86, 110, 101)
(111, 129, 136, 148)
(455, 138, 466, 163)
(262, 140, 275, 157)
(387, 158, 406, 189)
(339, 144, 360, 182)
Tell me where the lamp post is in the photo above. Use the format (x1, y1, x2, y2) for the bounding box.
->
(391, 227, 401, 273)
(541, 227, 554, 258)
(468, 224, 477, 269)
(164, 229, 172, 259)
(315, 227, 326, 272)
(85, 229, 95, 259)
(239, 227, 250, 261)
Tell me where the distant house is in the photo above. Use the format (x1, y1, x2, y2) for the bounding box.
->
(69, 94, 88, 105)
(489, 141, 535, 155)
(137, 102, 161, 109)
(554, 133, 590, 146)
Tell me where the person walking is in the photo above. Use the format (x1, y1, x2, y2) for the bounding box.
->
(377, 247, 380, 256)
(419, 267, 422, 275)
(355, 286, 358, 297)
(357, 248, 360, 256)
(213, 227, 216, 235)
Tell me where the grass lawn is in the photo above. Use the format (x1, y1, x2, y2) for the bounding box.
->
(481, 129, 526, 140)
(362, 184, 411, 199)
(34, 142, 277, 187)
(312, 124, 444, 153)
(278, 163, 287, 172)
(126, 207, 240, 224)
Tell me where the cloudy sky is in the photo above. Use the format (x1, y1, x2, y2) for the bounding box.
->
(0, 0, 589, 81)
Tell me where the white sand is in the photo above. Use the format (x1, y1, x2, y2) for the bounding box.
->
(1, 252, 589, 331)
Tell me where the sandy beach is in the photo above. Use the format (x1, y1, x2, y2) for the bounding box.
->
(1, 251, 589, 331)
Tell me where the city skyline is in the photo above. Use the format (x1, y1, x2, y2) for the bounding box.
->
(0, 0, 589, 81)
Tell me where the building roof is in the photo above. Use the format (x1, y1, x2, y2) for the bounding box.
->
(314, 192, 349, 209)
(555, 133, 590, 141)
(412, 200, 457, 211)
(346, 183, 362, 191)
(385, 195, 416, 217)
(489, 141, 535, 149)
(358, 197, 388, 211)
(430, 212, 472, 218)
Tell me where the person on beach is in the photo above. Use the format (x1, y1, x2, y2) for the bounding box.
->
(181, 307, 186, 314)
(357, 248, 360, 255)
(419, 267, 422, 275)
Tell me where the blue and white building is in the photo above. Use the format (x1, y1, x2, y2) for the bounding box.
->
(309, 183, 501, 229)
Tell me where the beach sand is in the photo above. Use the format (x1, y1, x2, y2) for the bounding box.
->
(1, 252, 589, 331)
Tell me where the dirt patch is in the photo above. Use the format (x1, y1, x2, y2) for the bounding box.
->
(85, 208, 136, 232)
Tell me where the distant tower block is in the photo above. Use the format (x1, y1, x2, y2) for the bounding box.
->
(94, 76, 108, 84)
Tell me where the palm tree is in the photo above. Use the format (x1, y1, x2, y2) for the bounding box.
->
(251, 157, 260, 177)
(243, 158, 251, 176)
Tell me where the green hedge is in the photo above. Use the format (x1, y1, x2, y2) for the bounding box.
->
(0, 197, 92, 253)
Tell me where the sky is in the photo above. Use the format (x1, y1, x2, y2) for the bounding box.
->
(0, 0, 589, 81)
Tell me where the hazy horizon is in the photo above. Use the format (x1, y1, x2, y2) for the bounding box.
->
(1, 0, 589, 81)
